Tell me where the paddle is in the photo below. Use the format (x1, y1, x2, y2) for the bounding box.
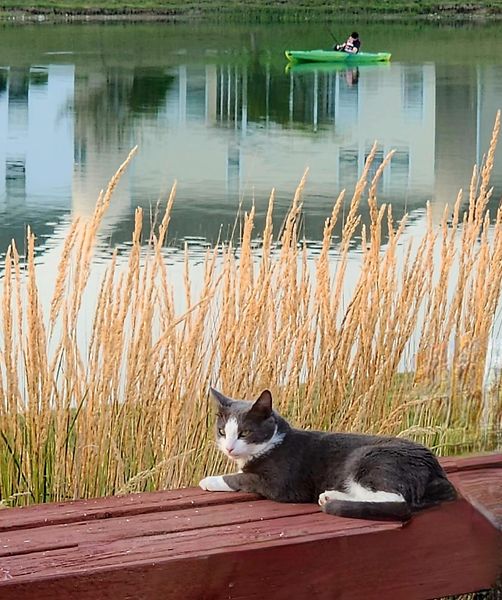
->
(327, 28, 341, 48)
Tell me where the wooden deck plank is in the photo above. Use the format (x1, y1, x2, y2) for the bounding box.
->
(2, 510, 396, 578)
(0, 500, 321, 557)
(0, 518, 397, 581)
(0, 453, 501, 599)
(441, 453, 502, 473)
(0, 488, 258, 532)
(449, 467, 502, 529)
(0, 499, 499, 600)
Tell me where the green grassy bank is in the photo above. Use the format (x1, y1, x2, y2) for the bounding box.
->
(2, 0, 502, 21)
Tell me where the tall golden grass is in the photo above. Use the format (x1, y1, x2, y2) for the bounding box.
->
(1, 114, 501, 507)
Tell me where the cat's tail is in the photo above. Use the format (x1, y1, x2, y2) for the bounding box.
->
(419, 477, 458, 508)
(321, 499, 412, 522)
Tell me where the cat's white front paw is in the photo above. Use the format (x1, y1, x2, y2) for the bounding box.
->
(318, 490, 347, 506)
(199, 475, 233, 492)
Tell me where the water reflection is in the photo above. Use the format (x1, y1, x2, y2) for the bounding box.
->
(284, 62, 435, 203)
(0, 35, 501, 260)
(0, 64, 73, 254)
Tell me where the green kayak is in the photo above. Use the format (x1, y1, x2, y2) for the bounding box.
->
(285, 50, 391, 63)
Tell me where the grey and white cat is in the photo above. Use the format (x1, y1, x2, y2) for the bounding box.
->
(199, 388, 457, 521)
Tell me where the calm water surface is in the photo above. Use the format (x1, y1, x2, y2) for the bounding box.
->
(0, 20, 501, 260)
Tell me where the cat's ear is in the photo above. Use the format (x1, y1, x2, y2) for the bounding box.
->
(250, 389, 273, 419)
(209, 387, 232, 410)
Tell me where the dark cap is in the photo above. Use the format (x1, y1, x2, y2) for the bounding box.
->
(351, 31, 359, 38)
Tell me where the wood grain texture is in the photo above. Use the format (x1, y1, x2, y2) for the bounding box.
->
(0, 488, 259, 532)
(0, 500, 321, 558)
(1, 454, 501, 600)
(441, 453, 502, 473)
(449, 467, 502, 530)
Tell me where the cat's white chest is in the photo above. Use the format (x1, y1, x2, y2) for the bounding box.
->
(236, 459, 247, 471)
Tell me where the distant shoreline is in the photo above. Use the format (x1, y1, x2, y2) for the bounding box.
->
(1, 2, 502, 24)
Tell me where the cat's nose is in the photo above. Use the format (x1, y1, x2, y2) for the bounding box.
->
(225, 445, 235, 454)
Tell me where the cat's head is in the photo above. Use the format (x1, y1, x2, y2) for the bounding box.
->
(210, 388, 284, 462)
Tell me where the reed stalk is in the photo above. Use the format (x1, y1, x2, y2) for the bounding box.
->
(0, 115, 501, 507)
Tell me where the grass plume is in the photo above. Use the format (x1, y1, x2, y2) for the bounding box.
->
(0, 116, 501, 507)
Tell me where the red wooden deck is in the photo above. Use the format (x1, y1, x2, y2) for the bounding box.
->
(1, 454, 501, 600)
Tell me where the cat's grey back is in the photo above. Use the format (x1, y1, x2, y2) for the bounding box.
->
(243, 426, 441, 504)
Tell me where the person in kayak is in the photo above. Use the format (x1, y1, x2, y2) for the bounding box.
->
(334, 32, 361, 54)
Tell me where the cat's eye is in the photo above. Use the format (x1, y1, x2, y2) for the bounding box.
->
(239, 430, 251, 438)
(217, 427, 225, 436)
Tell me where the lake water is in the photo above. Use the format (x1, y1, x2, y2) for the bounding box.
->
(0, 19, 501, 261)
